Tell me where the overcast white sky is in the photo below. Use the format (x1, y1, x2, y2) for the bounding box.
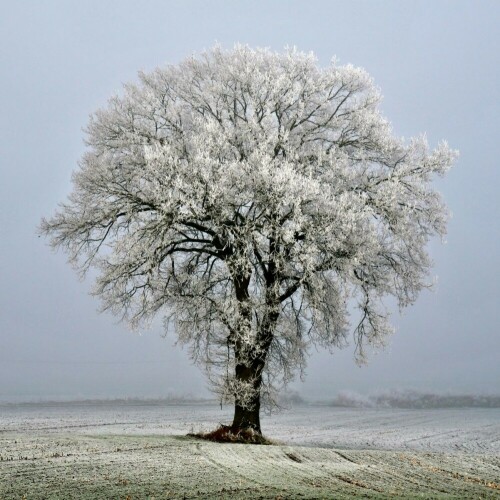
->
(1, 0, 499, 402)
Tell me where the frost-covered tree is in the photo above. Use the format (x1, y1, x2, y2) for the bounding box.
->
(41, 46, 456, 435)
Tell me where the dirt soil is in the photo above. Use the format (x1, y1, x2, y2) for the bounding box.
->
(1, 432, 499, 499)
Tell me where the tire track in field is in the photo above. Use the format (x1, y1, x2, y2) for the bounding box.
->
(2, 432, 500, 498)
(199, 441, 392, 497)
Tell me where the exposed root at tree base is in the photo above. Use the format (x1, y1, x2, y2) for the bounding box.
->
(188, 424, 274, 445)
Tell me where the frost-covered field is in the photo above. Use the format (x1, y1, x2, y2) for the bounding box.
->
(1, 402, 499, 498)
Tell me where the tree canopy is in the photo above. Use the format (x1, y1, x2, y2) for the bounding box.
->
(41, 46, 456, 431)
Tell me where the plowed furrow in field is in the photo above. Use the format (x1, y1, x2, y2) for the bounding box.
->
(2, 433, 500, 499)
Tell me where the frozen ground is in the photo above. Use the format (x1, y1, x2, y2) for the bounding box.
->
(1, 402, 499, 498)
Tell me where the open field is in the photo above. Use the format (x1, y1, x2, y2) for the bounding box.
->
(1, 403, 499, 498)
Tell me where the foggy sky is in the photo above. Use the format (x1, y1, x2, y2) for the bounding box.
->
(1, 0, 499, 402)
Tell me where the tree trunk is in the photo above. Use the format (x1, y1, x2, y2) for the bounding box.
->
(230, 306, 279, 435)
(231, 359, 263, 434)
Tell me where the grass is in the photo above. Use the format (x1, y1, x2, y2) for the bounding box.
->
(2, 433, 500, 499)
(188, 424, 274, 444)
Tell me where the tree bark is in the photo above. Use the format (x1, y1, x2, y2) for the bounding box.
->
(230, 261, 279, 435)
(231, 359, 263, 433)
(230, 310, 278, 434)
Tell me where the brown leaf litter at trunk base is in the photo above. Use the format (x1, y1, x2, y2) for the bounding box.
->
(188, 424, 274, 445)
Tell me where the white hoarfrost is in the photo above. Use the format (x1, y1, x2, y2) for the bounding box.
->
(3, 404, 500, 498)
(41, 46, 457, 415)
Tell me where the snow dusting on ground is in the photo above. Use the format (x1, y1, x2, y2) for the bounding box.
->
(1, 402, 499, 498)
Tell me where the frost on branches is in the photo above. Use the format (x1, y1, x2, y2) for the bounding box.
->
(41, 46, 457, 433)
